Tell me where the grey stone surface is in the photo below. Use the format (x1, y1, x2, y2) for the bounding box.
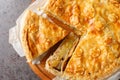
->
(0, 0, 40, 80)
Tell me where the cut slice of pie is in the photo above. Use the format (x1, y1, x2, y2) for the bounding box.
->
(45, 32, 79, 76)
(20, 10, 69, 62)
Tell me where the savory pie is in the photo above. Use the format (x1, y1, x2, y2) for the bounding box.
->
(42, 0, 120, 79)
(19, 0, 120, 79)
(20, 10, 69, 62)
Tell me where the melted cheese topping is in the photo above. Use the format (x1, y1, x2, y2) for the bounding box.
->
(43, 0, 120, 79)
(21, 10, 69, 62)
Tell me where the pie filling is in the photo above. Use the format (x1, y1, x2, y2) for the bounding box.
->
(45, 32, 79, 75)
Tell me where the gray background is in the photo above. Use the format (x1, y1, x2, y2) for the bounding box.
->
(0, 0, 40, 80)
(0, 0, 120, 80)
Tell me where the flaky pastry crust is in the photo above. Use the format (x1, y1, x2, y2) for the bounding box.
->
(20, 10, 69, 62)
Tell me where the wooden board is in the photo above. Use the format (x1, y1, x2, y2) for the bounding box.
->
(28, 40, 63, 80)
(28, 53, 55, 80)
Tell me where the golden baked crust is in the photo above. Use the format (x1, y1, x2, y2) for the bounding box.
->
(20, 10, 69, 62)
(43, 0, 120, 35)
(64, 28, 120, 79)
(45, 32, 79, 76)
(43, 0, 120, 79)
(43, 0, 93, 35)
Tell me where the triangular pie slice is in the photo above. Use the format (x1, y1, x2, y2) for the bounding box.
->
(45, 32, 79, 76)
(20, 10, 69, 62)
(63, 20, 120, 80)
